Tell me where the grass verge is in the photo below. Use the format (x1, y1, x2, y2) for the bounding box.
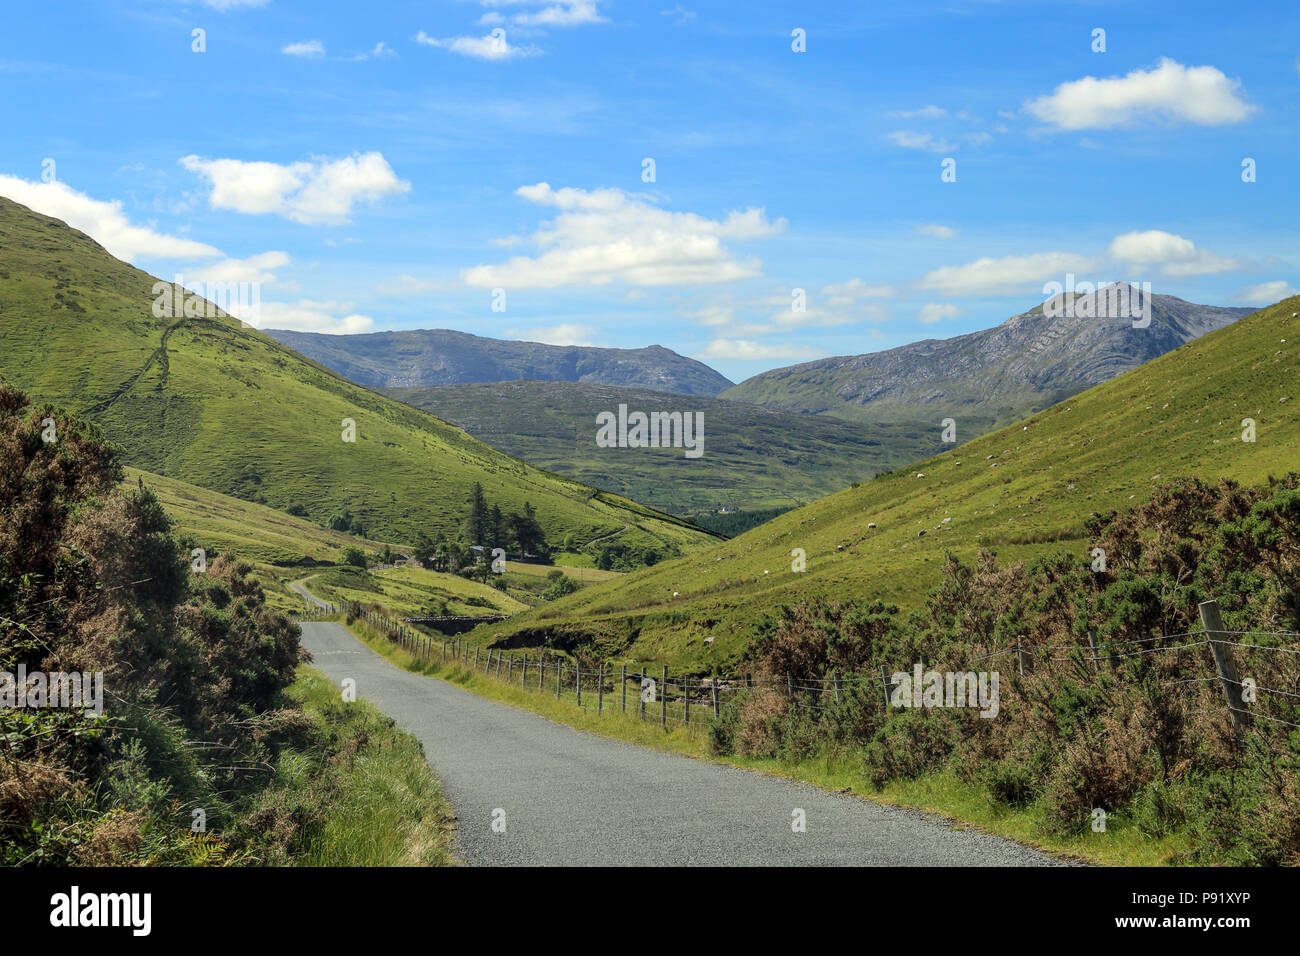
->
(283, 665, 459, 866)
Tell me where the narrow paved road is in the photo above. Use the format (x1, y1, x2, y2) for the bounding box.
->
(300, 621, 1064, 867)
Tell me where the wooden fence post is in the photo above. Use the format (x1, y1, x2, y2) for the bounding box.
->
(640, 667, 646, 720)
(684, 675, 690, 725)
(833, 671, 841, 704)
(576, 660, 582, 708)
(556, 660, 562, 699)
(521, 654, 528, 687)
(622, 664, 627, 713)
(508, 654, 514, 683)
(711, 676, 719, 719)
(880, 664, 891, 711)
(598, 662, 604, 714)
(1200, 600, 1251, 746)
(661, 666, 667, 729)
(474, 647, 479, 671)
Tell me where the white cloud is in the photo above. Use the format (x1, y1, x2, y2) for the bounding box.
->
(504, 323, 600, 346)
(915, 223, 956, 239)
(0, 174, 221, 262)
(463, 183, 785, 288)
(1235, 280, 1297, 304)
(888, 105, 947, 119)
(918, 302, 962, 324)
(918, 252, 1096, 296)
(282, 40, 325, 57)
(185, 251, 290, 286)
(697, 339, 825, 361)
(180, 152, 409, 226)
(1025, 58, 1256, 130)
(254, 299, 374, 334)
(1107, 230, 1246, 277)
(661, 5, 696, 24)
(414, 30, 540, 60)
(514, 2, 605, 26)
(820, 278, 895, 307)
(887, 131, 956, 152)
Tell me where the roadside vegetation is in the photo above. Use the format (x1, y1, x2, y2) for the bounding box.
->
(0, 387, 453, 866)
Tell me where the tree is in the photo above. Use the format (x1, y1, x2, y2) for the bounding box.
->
(464, 482, 489, 546)
(508, 501, 546, 556)
(341, 546, 367, 568)
(413, 532, 436, 567)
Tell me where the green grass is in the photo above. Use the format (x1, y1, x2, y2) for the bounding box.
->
(302, 564, 529, 618)
(476, 295, 1300, 667)
(383, 379, 939, 515)
(0, 196, 717, 562)
(339, 616, 1179, 865)
(285, 666, 458, 866)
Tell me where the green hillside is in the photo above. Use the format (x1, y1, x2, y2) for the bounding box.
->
(382, 379, 939, 515)
(476, 295, 1300, 666)
(0, 197, 716, 563)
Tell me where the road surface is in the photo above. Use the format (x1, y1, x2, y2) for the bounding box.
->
(299, 621, 1064, 867)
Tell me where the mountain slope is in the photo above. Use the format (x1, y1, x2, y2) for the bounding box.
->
(381, 380, 942, 514)
(0, 196, 717, 560)
(265, 327, 734, 396)
(722, 291, 1253, 434)
(476, 294, 1300, 666)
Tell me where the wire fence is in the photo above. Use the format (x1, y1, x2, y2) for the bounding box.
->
(296, 599, 1300, 750)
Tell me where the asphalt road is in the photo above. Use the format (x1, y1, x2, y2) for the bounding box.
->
(299, 621, 1064, 867)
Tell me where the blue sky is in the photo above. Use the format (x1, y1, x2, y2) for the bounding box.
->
(1, 0, 1296, 384)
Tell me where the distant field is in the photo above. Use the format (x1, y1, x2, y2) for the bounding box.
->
(302, 564, 528, 619)
(383, 379, 940, 514)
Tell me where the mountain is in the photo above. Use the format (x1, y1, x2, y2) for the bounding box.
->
(475, 294, 1299, 667)
(264, 327, 734, 396)
(381, 380, 943, 515)
(721, 290, 1254, 435)
(0, 197, 717, 561)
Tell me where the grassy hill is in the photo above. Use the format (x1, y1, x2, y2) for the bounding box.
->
(381, 379, 940, 515)
(0, 197, 716, 563)
(475, 295, 1300, 666)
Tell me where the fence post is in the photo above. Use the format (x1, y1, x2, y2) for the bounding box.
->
(539, 654, 545, 691)
(880, 664, 891, 711)
(508, 654, 514, 683)
(786, 673, 793, 702)
(746, 672, 752, 690)
(598, 662, 604, 715)
(576, 660, 582, 708)
(521, 654, 528, 687)
(1200, 600, 1251, 746)
(1086, 630, 1099, 673)
(474, 647, 479, 671)
(661, 666, 667, 729)
(496, 651, 503, 678)
(640, 667, 646, 720)
(556, 660, 562, 699)
(711, 675, 719, 719)
(622, 664, 627, 713)
(833, 670, 841, 704)
(684, 675, 690, 726)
